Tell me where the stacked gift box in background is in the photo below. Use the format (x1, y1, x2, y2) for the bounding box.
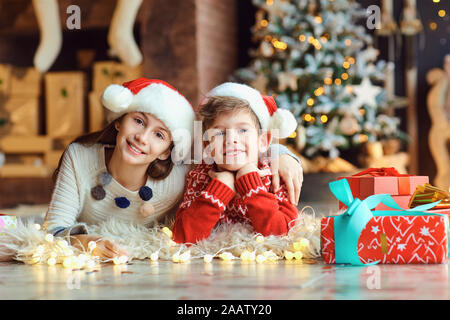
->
(0, 62, 142, 178)
(336, 168, 429, 211)
(321, 167, 450, 265)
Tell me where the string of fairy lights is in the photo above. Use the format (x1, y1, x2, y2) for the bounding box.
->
(28, 223, 312, 268)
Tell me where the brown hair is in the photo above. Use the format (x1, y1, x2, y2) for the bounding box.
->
(199, 96, 261, 132)
(53, 115, 174, 183)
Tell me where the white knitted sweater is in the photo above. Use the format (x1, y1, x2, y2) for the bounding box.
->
(43, 143, 189, 236)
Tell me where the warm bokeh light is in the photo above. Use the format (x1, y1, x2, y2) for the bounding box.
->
(314, 87, 324, 96)
(324, 77, 333, 85)
(272, 40, 287, 50)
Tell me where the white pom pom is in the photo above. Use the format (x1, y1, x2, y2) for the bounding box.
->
(101, 84, 133, 113)
(269, 109, 298, 138)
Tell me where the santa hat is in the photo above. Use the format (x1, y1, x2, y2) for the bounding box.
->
(101, 78, 195, 160)
(203, 82, 298, 138)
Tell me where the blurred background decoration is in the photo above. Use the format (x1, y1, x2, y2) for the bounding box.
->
(0, 0, 448, 207)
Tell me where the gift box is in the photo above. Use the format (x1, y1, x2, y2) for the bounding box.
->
(338, 168, 429, 210)
(92, 61, 143, 93)
(0, 214, 17, 236)
(321, 179, 448, 265)
(0, 97, 40, 136)
(45, 72, 85, 138)
(10, 67, 41, 97)
(409, 184, 450, 210)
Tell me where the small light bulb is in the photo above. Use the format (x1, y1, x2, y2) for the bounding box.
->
(284, 250, 294, 260)
(179, 251, 191, 263)
(168, 240, 177, 247)
(118, 255, 128, 264)
(219, 252, 233, 261)
(256, 236, 265, 243)
(47, 257, 56, 266)
(45, 234, 54, 243)
(294, 251, 303, 260)
(204, 254, 214, 263)
(248, 251, 256, 261)
(63, 257, 74, 268)
(162, 227, 173, 238)
(150, 252, 159, 262)
(240, 250, 250, 261)
(34, 224, 41, 231)
(172, 252, 180, 263)
(57, 239, 69, 248)
(256, 254, 266, 264)
(36, 245, 45, 255)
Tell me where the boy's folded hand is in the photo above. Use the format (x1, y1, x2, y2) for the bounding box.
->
(236, 162, 270, 180)
(208, 169, 235, 193)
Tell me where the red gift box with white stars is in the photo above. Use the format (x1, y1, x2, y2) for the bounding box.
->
(321, 214, 448, 264)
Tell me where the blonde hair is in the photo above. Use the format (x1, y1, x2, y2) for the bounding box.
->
(199, 96, 261, 131)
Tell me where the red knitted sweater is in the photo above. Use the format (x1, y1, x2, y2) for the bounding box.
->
(172, 159, 298, 244)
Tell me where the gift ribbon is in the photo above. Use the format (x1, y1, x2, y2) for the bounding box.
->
(329, 179, 446, 266)
(352, 167, 406, 177)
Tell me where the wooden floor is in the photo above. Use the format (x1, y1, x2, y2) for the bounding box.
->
(1, 259, 449, 300)
(1, 201, 450, 300)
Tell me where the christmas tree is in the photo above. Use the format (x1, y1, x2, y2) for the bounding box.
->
(234, 0, 406, 161)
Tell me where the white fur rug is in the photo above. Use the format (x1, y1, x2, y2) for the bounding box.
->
(0, 207, 323, 265)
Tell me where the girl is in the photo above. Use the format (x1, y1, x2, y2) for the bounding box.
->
(42, 78, 303, 260)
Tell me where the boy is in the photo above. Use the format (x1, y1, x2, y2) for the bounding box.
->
(172, 82, 299, 244)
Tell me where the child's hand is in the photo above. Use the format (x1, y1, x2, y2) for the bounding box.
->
(208, 169, 235, 193)
(235, 162, 260, 180)
(70, 234, 129, 261)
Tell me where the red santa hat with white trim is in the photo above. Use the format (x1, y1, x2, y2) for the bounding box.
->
(101, 78, 195, 160)
(203, 82, 298, 138)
